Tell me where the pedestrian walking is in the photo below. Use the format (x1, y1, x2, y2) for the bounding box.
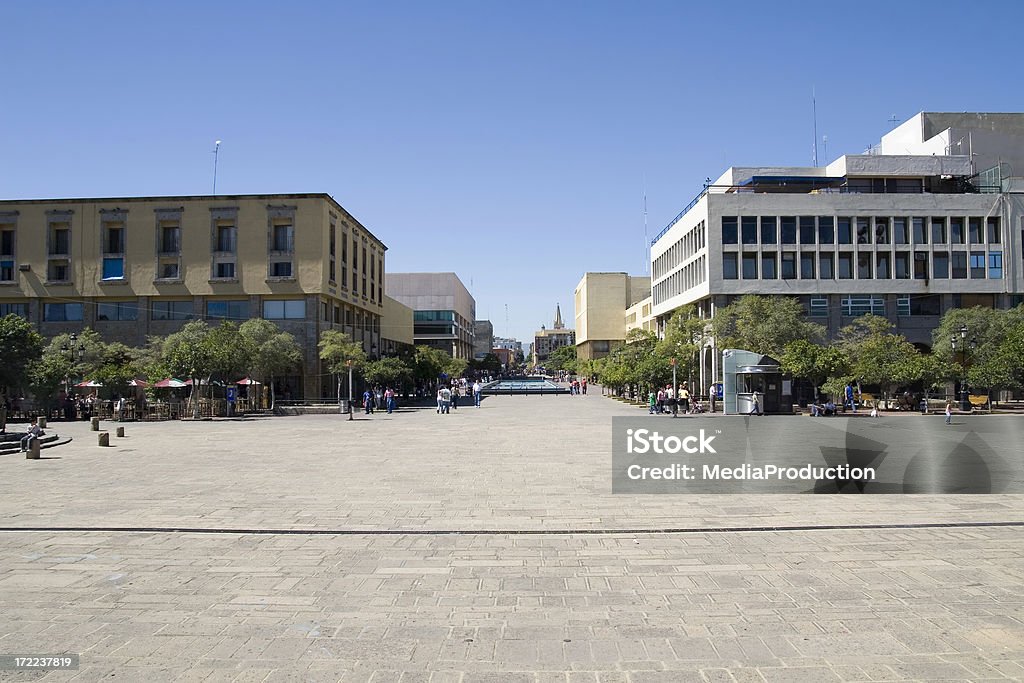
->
(451, 385, 459, 410)
(680, 384, 690, 414)
(436, 388, 444, 414)
(656, 387, 665, 414)
(648, 388, 657, 415)
(473, 380, 482, 407)
(945, 400, 953, 425)
(749, 390, 761, 416)
(708, 383, 717, 413)
(363, 388, 374, 415)
(384, 387, 395, 414)
(440, 386, 452, 414)
(582, 379, 587, 394)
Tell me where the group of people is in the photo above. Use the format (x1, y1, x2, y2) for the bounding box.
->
(567, 378, 587, 395)
(436, 380, 483, 414)
(362, 386, 397, 415)
(647, 383, 710, 416)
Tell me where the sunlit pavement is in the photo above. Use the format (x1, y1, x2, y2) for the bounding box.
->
(1, 394, 1022, 681)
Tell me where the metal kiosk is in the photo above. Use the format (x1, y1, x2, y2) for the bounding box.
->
(722, 349, 792, 415)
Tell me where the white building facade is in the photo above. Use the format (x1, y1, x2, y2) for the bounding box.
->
(650, 112, 1024, 391)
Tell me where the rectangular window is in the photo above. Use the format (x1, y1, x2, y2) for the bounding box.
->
(910, 295, 941, 316)
(838, 252, 853, 279)
(875, 218, 890, 244)
(47, 261, 70, 282)
(933, 252, 949, 279)
(761, 253, 776, 279)
(0, 229, 13, 257)
(781, 252, 796, 280)
(817, 216, 834, 244)
(216, 224, 237, 253)
(951, 252, 968, 279)
(970, 251, 986, 279)
(207, 300, 248, 320)
(857, 253, 873, 279)
(101, 223, 125, 281)
(722, 253, 738, 279)
(819, 252, 834, 279)
(97, 301, 138, 321)
(968, 218, 982, 244)
(741, 217, 757, 244)
(912, 217, 927, 244)
(0, 259, 13, 282)
(856, 217, 872, 244)
(720, 219, 737, 245)
(262, 299, 306, 319)
(43, 302, 84, 322)
(989, 251, 1003, 279)
(0, 303, 28, 318)
(950, 218, 964, 245)
(809, 296, 828, 317)
(781, 217, 797, 244)
(842, 296, 885, 317)
(799, 217, 815, 245)
(893, 217, 908, 244)
(987, 217, 1001, 244)
(270, 261, 293, 278)
(914, 251, 929, 280)
(152, 300, 193, 320)
(800, 252, 815, 279)
(760, 216, 777, 244)
(272, 224, 294, 252)
(894, 252, 910, 279)
(50, 225, 70, 255)
(105, 226, 124, 254)
(876, 252, 891, 279)
(931, 218, 946, 244)
(215, 262, 235, 279)
(837, 217, 852, 244)
(160, 224, 181, 254)
(102, 257, 124, 280)
(897, 296, 910, 317)
(742, 253, 757, 279)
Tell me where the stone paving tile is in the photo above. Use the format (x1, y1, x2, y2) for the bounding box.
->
(0, 397, 1022, 680)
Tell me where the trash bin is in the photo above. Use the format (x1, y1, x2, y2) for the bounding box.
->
(339, 400, 350, 414)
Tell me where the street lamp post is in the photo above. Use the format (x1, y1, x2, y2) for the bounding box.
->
(60, 332, 85, 395)
(670, 357, 678, 418)
(950, 325, 977, 413)
(346, 359, 354, 422)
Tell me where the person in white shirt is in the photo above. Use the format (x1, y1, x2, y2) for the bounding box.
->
(472, 381, 482, 407)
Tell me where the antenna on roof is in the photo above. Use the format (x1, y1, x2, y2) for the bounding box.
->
(642, 177, 649, 274)
(889, 114, 900, 129)
(822, 135, 828, 165)
(812, 88, 819, 167)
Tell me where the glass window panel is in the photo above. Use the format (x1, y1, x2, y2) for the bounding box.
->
(800, 252, 815, 279)
(876, 252, 891, 279)
(742, 253, 757, 279)
(875, 218, 890, 244)
(914, 252, 929, 279)
(912, 217, 927, 244)
(837, 217, 852, 244)
(761, 253, 776, 279)
(856, 217, 872, 244)
(838, 252, 853, 279)
(893, 217, 908, 244)
(951, 252, 967, 279)
(970, 251, 986, 278)
(894, 252, 910, 279)
(933, 252, 949, 279)
(741, 217, 757, 245)
(819, 253, 834, 279)
(781, 252, 796, 280)
(102, 257, 124, 279)
(858, 253, 873, 279)
(989, 251, 1003, 279)
(931, 218, 946, 244)
(987, 217, 1001, 244)
(817, 216, 834, 244)
(949, 218, 964, 244)
(284, 300, 305, 318)
(760, 217, 776, 244)
(781, 217, 796, 244)
(799, 217, 815, 245)
(969, 218, 983, 244)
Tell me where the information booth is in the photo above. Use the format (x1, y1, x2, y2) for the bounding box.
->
(722, 349, 792, 415)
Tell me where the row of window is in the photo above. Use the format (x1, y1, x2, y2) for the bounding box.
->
(807, 295, 942, 318)
(721, 216, 1002, 247)
(653, 221, 706, 279)
(2, 299, 311, 323)
(722, 250, 1004, 281)
(653, 256, 707, 306)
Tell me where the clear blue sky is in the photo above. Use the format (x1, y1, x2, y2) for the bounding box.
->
(4, 1, 1023, 344)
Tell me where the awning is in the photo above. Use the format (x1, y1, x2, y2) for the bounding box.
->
(153, 378, 187, 388)
(75, 380, 102, 387)
(235, 377, 262, 386)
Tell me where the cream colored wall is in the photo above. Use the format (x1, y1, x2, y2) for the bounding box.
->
(625, 295, 655, 333)
(575, 273, 629, 344)
(382, 295, 414, 346)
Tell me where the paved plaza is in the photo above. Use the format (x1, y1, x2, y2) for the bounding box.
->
(1, 393, 1023, 681)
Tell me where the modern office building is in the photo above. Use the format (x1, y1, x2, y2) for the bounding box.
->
(0, 193, 387, 399)
(533, 305, 575, 363)
(574, 272, 651, 360)
(649, 112, 1024, 390)
(385, 272, 476, 359)
(473, 320, 494, 360)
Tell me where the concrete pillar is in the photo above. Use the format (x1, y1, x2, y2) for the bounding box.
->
(91, 417, 100, 431)
(116, 426, 125, 438)
(26, 440, 41, 459)
(37, 417, 47, 429)
(98, 432, 110, 447)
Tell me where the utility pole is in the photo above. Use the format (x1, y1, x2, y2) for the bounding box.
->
(212, 140, 221, 194)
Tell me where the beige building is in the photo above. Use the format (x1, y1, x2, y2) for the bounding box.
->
(533, 305, 575, 364)
(385, 272, 476, 359)
(625, 295, 655, 334)
(0, 193, 387, 399)
(381, 295, 414, 356)
(573, 272, 651, 360)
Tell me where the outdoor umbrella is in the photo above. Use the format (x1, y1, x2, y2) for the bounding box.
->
(153, 378, 187, 388)
(75, 380, 102, 387)
(236, 377, 262, 385)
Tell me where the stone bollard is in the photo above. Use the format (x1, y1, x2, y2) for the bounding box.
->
(37, 417, 47, 429)
(98, 431, 110, 447)
(91, 417, 100, 431)
(26, 439, 41, 459)
(116, 426, 125, 438)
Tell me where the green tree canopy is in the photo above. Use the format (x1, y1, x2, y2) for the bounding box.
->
(412, 346, 449, 386)
(780, 339, 851, 393)
(711, 295, 824, 358)
(318, 330, 367, 375)
(363, 356, 414, 391)
(838, 315, 926, 398)
(932, 305, 1024, 391)
(544, 344, 578, 373)
(0, 314, 44, 394)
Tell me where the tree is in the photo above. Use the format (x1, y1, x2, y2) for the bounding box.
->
(318, 330, 368, 405)
(545, 344, 578, 373)
(781, 340, 850, 395)
(933, 306, 1024, 393)
(240, 319, 302, 409)
(656, 305, 708, 385)
(443, 356, 469, 380)
(163, 321, 218, 418)
(0, 314, 43, 396)
(412, 345, 448, 389)
(711, 295, 824, 358)
(363, 357, 413, 393)
(839, 315, 926, 400)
